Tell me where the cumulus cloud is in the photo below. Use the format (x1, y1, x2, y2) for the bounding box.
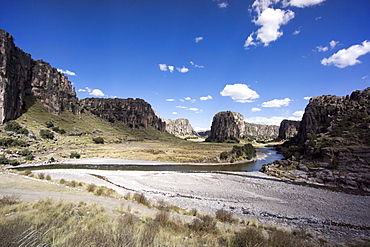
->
(172, 112, 178, 115)
(218, 2, 228, 8)
(176, 106, 187, 109)
(159, 64, 168, 71)
(329, 40, 339, 49)
(166, 99, 175, 102)
(220, 84, 260, 103)
(262, 98, 291, 107)
(200, 95, 213, 101)
(283, 0, 326, 8)
(321, 41, 370, 68)
(244, 115, 301, 125)
(316, 46, 328, 52)
(57, 69, 76, 76)
(293, 29, 300, 35)
(182, 97, 196, 103)
(293, 110, 304, 117)
(78, 87, 92, 93)
(195, 37, 203, 43)
(90, 89, 105, 97)
(251, 107, 262, 112)
(168, 65, 174, 73)
(177, 66, 190, 73)
(303, 96, 312, 100)
(190, 61, 204, 68)
(188, 108, 203, 113)
(315, 40, 339, 52)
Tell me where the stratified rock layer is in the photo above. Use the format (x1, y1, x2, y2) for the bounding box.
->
(0, 29, 78, 123)
(207, 111, 279, 142)
(165, 119, 198, 138)
(79, 98, 166, 131)
(278, 120, 300, 140)
(263, 88, 370, 192)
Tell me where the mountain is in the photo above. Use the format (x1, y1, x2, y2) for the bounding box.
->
(278, 120, 300, 140)
(262, 88, 370, 192)
(164, 118, 199, 138)
(0, 29, 79, 123)
(206, 111, 279, 143)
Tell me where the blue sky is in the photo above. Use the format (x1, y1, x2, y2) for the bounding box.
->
(1, 0, 370, 130)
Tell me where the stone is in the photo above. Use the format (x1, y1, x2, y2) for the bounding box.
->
(278, 119, 300, 140)
(164, 118, 198, 138)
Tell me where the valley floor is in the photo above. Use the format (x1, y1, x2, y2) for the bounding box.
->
(2, 163, 370, 245)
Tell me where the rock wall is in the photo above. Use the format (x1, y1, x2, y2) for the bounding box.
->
(79, 98, 166, 131)
(165, 118, 198, 138)
(0, 29, 78, 123)
(206, 111, 279, 142)
(278, 120, 300, 140)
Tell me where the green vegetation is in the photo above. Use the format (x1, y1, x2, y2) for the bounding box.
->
(4, 121, 29, 135)
(40, 129, 54, 139)
(220, 143, 256, 162)
(69, 152, 81, 159)
(0, 137, 28, 148)
(92, 136, 104, 144)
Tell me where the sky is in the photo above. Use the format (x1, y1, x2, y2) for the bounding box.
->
(1, 0, 370, 131)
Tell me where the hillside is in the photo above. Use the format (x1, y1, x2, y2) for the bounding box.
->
(262, 88, 370, 192)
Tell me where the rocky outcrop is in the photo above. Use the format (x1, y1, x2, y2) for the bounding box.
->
(278, 120, 300, 140)
(263, 88, 370, 192)
(165, 119, 198, 138)
(0, 29, 78, 123)
(79, 98, 166, 131)
(206, 111, 279, 142)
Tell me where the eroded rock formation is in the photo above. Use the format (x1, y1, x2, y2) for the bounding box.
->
(165, 118, 198, 138)
(79, 98, 166, 131)
(0, 29, 79, 123)
(206, 111, 279, 142)
(262, 88, 370, 192)
(278, 120, 300, 140)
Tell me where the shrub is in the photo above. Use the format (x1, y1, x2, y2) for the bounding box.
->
(220, 151, 229, 160)
(40, 129, 54, 139)
(0, 155, 10, 164)
(154, 211, 170, 226)
(70, 152, 81, 159)
(0, 195, 21, 206)
(0, 138, 28, 147)
(189, 215, 217, 233)
(25, 154, 34, 161)
(19, 149, 32, 156)
(93, 137, 104, 144)
(60, 179, 66, 184)
(52, 126, 66, 134)
(45, 121, 54, 128)
(45, 174, 51, 180)
(133, 193, 150, 206)
(215, 208, 233, 223)
(232, 227, 265, 247)
(86, 183, 96, 192)
(4, 121, 22, 132)
(38, 173, 45, 179)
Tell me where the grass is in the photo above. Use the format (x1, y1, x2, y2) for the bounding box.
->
(0, 196, 328, 246)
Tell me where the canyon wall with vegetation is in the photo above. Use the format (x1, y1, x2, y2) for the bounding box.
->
(263, 88, 370, 192)
(165, 118, 198, 138)
(0, 29, 79, 124)
(206, 111, 279, 142)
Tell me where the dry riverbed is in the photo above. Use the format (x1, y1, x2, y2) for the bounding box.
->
(13, 165, 370, 245)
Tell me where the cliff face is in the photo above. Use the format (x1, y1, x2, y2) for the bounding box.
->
(278, 120, 300, 140)
(79, 98, 166, 131)
(206, 111, 279, 142)
(263, 88, 370, 192)
(165, 118, 198, 138)
(0, 29, 78, 123)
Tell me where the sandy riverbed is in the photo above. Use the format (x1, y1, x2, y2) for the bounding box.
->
(29, 167, 370, 244)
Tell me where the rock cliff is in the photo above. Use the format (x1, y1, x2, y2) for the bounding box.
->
(165, 118, 198, 138)
(79, 98, 166, 131)
(0, 29, 79, 123)
(206, 111, 279, 142)
(262, 88, 370, 192)
(278, 120, 300, 140)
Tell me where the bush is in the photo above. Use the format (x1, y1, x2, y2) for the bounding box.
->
(19, 149, 32, 156)
(40, 129, 54, 139)
(215, 208, 233, 223)
(93, 137, 104, 144)
(133, 193, 150, 206)
(45, 121, 54, 128)
(0, 138, 28, 147)
(154, 211, 170, 226)
(70, 152, 81, 159)
(189, 215, 217, 233)
(0, 195, 21, 206)
(232, 227, 265, 246)
(52, 126, 66, 134)
(4, 121, 22, 132)
(46, 174, 51, 180)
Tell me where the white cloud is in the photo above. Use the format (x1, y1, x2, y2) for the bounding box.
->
(244, 115, 301, 126)
(362, 75, 368, 80)
(159, 64, 168, 71)
(176, 106, 187, 109)
(284, 0, 326, 8)
(78, 87, 92, 93)
(200, 95, 213, 101)
(183, 97, 196, 103)
(329, 40, 339, 49)
(218, 2, 228, 8)
(172, 112, 178, 115)
(293, 29, 300, 35)
(293, 110, 304, 117)
(57, 69, 76, 76)
(251, 107, 262, 112)
(321, 40, 370, 68)
(244, 33, 257, 49)
(316, 46, 328, 52)
(188, 108, 203, 113)
(195, 37, 203, 43)
(190, 61, 204, 68)
(90, 89, 105, 97)
(220, 84, 260, 103)
(177, 66, 190, 73)
(262, 98, 291, 107)
(166, 99, 175, 102)
(303, 96, 312, 100)
(168, 65, 174, 73)
(315, 16, 322, 20)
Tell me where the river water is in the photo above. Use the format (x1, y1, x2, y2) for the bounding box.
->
(15, 148, 284, 172)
